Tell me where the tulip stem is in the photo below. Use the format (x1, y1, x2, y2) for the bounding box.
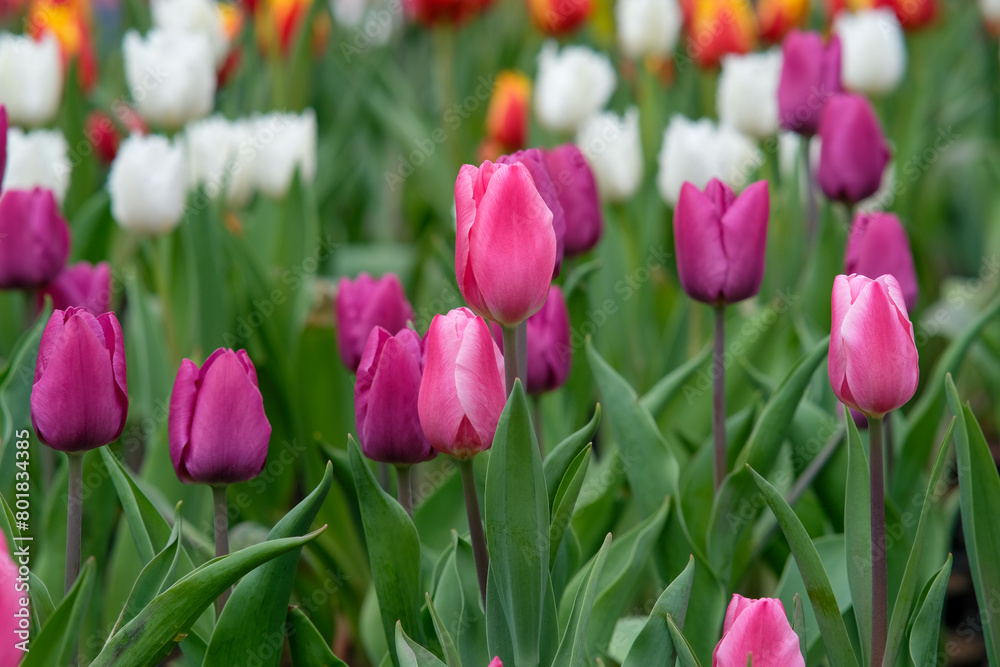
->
(501, 324, 527, 398)
(802, 137, 819, 247)
(458, 459, 488, 606)
(869, 415, 887, 667)
(212, 485, 231, 616)
(712, 304, 727, 493)
(396, 465, 413, 517)
(65, 452, 83, 595)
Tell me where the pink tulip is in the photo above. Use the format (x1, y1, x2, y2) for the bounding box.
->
(712, 594, 804, 667)
(455, 161, 557, 328)
(674, 179, 769, 305)
(0, 532, 27, 665)
(0, 188, 71, 289)
(817, 94, 890, 205)
(355, 326, 435, 465)
(829, 274, 919, 417)
(335, 273, 415, 373)
(31, 308, 128, 452)
(488, 659, 502, 667)
(490, 285, 571, 394)
(0, 105, 6, 182)
(39, 261, 113, 316)
(418, 308, 506, 459)
(544, 144, 603, 256)
(845, 212, 917, 310)
(169, 348, 272, 484)
(497, 148, 566, 276)
(778, 31, 843, 136)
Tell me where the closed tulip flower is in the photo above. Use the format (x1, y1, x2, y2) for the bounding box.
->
(497, 148, 566, 276)
(488, 659, 502, 667)
(85, 112, 121, 165)
(576, 107, 643, 202)
(152, 0, 231, 66)
(817, 93, 890, 205)
(335, 273, 415, 372)
(0, 32, 63, 127)
(846, 212, 917, 309)
(109, 134, 188, 234)
(39, 261, 113, 316)
(485, 71, 531, 152)
(777, 31, 842, 136)
(877, 0, 936, 28)
(758, 0, 808, 42)
(455, 161, 557, 327)
(0, 188, 70, 289)
(834, 8, 906, 96)
(418, 308, 505, 459)
(615, 0, 682, 61)
(251, 110, 317, 199)
(686, 0, 757, 68)
(534, 41, 616, 134)
(717, 49, 783, 138)
(31, 308, 128, 451)
(712, 595, 804, 667)
(544, 144, 602, 255)
(2, 128, 71, 203)
(491, 285, 571, 394)
(0, 533, 26, 664)
(528, 0, 592, 34)
(403, 0, 492, 24)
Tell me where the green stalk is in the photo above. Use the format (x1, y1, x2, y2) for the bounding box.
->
(212, 484, 231, 616)
(869, 415, 887, 667)
(712, 304, 727, 493)
(458, 459, 488, 606)
(396, 465, 413, 517)
(66, 452, 84, 594)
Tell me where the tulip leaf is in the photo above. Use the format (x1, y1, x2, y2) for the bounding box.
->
(621, 554, 695, 667)
(434, 532, 488, 667)
(908, 554, 952, 666)
(349, 437, 424, 667)
(843, 407, 871, 664)
(98, 446, 174, 563)
(543, 404, 600, 511)
(424, 593, 462, 667)
(485, 567, 515, 663)
(553, 533, 612, 666)
(793, 593, 807, 657)
(395, 622, 448, 667)
(639, 343, 713, 418)
(286, 606, 349, 667)
(180, 190, 230, 354)
(0, 300, 49, 469)
(665, 614, 702, 667)
(20, 558, 95, 667)
(946, 374, 1000, 663)
(747, 465, 859, 667)
(548, 444, 591, 569)
(29, 571, 55, 635)
(204, 462, 334, 667)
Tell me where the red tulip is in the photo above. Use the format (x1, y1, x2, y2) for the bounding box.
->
(0, 532, 27, 664)
(686, 0, 757, 68)
(712, 594, 804, 666)
(876, 0, 937, 29)
(496, 149, 565, 277)
(39, 261, 113, 316)
(85, 112, 120, 164)
(0, 188, 71, 290)
(335, 273, 415, 373)
(491, 286, 571, 394)
(527, 0, 592, 34)
(817, 93, 890, 205)
(758, 0, 809, 42)
(403, 0, 492, 25)
(544, 144, 603, 256)
(485, 71, 531, 152)
(778, 31, 843, 136)
(845, 212, 918, 309)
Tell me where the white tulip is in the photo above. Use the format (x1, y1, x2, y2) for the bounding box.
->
(834, 9, 906, 96)
(0, 33, 63, 127)
(251, 110, 317, 199)
(980, 0, 1000, 24)
(615, 0, 682, 61)
(109, 134, 188, 234)
(2, 128, 71, 203)
(656, 115, 759, 206)
(576, 107, 643, 202)
(185, 115, 260, 207)
(151, 0, 231, 66)
(124, 29, 217, 130)
(717, 49, 783, 139)
(331, 0, 399, 48)
(535, 41, 617, 134)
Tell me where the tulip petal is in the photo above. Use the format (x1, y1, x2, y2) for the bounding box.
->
(455, 164, 490, 317)
(168, 358, 200, 483)
(829, 275, 857, 410)
(419, 311, 473, 456)
(722, 594, 756, 635)
(674, 181, 728, 303)
(98, 312, 129, 439)
(34, 308, 66, 382)
(454, 317, 506, 447)
(712, 598, 804, 667)
(720, 180, 769, 302)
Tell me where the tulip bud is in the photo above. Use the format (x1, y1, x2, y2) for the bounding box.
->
(455, 161, 556, 327)
(185, 114, 252, 205)
(528, 0, 592, 34)
(834, 8, 906, 96)
(829, 273, 918, 417)
(485, 71, 531, 152)
(0, 105, 5, 181)
(31, 308, 128, 452)
(576, 107, 643, 202)
(85, 112, 121, 165)
(817, 93, 890, 205)
(2, 128, 71, 203)
(544, 144, 603, 256)
(685, 0, 757, 68)
(355, 327, 434, 464)
(615, 0, 682, 61)
(251, 110, 317, 199)
(0, 32, 63, 127)
(488, 659, 502, 667)
(497, 148, 566, 276)
(716, 48, 783, 138)
(169, 348, 272, 484)
(846, 212, 917, 309)
(335, 273, 415, 372)
(777, 31, 842, 136)
(418, 308, 506, 459)
(875, 0, 937, 29)
(109, 134, 188, 235)
(39, 261, 113, 316)
(490, 285, 571, 394)
(981, 0, 1000, 33)
(0, 532, 27, 665)
(152, 0, 232, 66)
(534, 41, 617, 134)
(712, 595, 804, 666)
(758, 0, 808, 42)
(674, 179, 769, 305)
(0, 188, 70, 289)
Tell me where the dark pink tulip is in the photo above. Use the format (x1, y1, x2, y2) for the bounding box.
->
(488, 659, 502, 667)
(845, 212, 917, 310)
(39, 261, 113, 316)
(0, 532, 27, 665)
(31, 308, 128, 452)
(497, 148, 566, 276)
(829, 274, 919, 417)
(355, 326, 435, 465)
(712, 594, 804, 667)
(169, 348, 272, 485)
(490, 285, 571, 394)
(674, 179, 769, 305)
(0, 105, 6, 182)
(778, 31, 843, 136)
(455, 161, 557, 328)
(817, 94, 890, 205)
(0, 188, 70, 289)
(544, 144, 603, 256)
(418, 308, 506, 460)
(335, 273, 415, 373)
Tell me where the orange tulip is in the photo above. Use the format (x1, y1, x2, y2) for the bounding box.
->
(686, 0, 756, 68)
(527, 0, 592, 34)
(758, 0, 808, 42)
(256, 0, 310, 54)
(485, 71, 531, 152)
(26, 0, 97, 91)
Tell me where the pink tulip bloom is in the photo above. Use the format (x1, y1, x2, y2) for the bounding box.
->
(488, 658, 502, 667)
(829, 274, 919, 417)
(418, 308, 506, 460)
(0, 532, 27, 665)
(497, 148, 566, 276)
(713, 594, 804, 667)
(169, 348, 272, 484)
(674, 179, 769, 305)
(491, 285, 571, 394)
(335, 273, 415, 373)
(544, 144, 603, 257)
(31, 308, 128, 452)
(778, 31, 842, 136)
(39, 261, 113, 316)
(0, 188, 70, 290)
(455, 161, 557, 328)
(0, 105, 6, 181)
(817, 94, 890, 205)
(845, 212, 918, 310)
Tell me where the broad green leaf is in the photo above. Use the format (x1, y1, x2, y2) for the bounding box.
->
(434, 533, 488, 667)
(98, 446, 171, 563)
(0, 303, 49, 468)
(793, 594, 806, 658)
(639, 344, 712, 418)
(287, 606, 349, 667)
(622, 554, 695, 667)
(543, 405, 600, 511)
(553, 534, 612, 666)
(29, 572, 55, 634)
(396, 622, 448, 667)
(843, 408, 871, 665)
(21, 558, 95, 667)
(485, 568, 515, 664)
(425, 594, 462, 667)
(777, 535, 853, 655)
(548, 445, 591, 569)
(666, 614, 703, 667)
(907, 555, 952, 666)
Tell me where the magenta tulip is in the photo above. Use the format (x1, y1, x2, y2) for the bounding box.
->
(455, 161, 557, 328)
(712, 595, 804, 666)
(0, 533, 27, 665)
(355, 326, 434, 465)
(31, 308, 128, 452)
(497, 148, 566, 275)
(829, 274, 919, 417)
(674, 179, 769, 305)
(169, 348, 272, 484)
(778, 31, 843, 136)
(335, 273, 415, 373)
(488, 659, 502, 667)
(544, 144, 603, 256)
(0, 188, 70, 289)
(846, 212, 918, 310)
(418, 307, 506, 459)
(817, 94, 890, 205)
(491, 285, 571, 394)
(39, 261, 113, 316)
(0, 105, 6, 182)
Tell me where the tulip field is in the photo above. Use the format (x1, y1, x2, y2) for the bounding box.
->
(2, 0, 1000, 664)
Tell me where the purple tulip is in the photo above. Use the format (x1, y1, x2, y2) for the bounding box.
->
(355, 326, 435, 465)
(0, 188, 71, 289)
(335, 273, 415, 373)
(778, 31, 843, 136)
(846, 212, 917, 309)
(169, 348, 272, 484)
(0, 105, 7, 182)
(31, 308, 128, 452)
(490, 285, 572, 394)
(544, 144, 603, 257)
(0, 532, 27, 665)
(497, 148, 566, 276)
(674, 179, 770, 305)
(817, 94, 890, 205)
(39, 261, 113, 316)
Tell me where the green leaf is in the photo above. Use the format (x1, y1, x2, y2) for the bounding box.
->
(287, 606, 349, 667)
(28, 572, 55, 634)
(622, 554, 695, 667)
(666, 614, 703, 667)
(793, 593, 806, 658)
(396, 622, 448, 667)
(98, 447, 172, 563)
(747, 465, 859, 667)
(434, 533, 488, 667)
(204, 462, 334, 667)
(0, 302, 49, 460)
(553, 533, 612, 666)
(543, 405, 600, 511)
(425, 594, 462, 667)
(907, 555, 952, 666)
(21, 558, 95, 667)
(843, 408, 871, 665)
(548, 445, 591, 569)
(639, 344, 712, 418)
